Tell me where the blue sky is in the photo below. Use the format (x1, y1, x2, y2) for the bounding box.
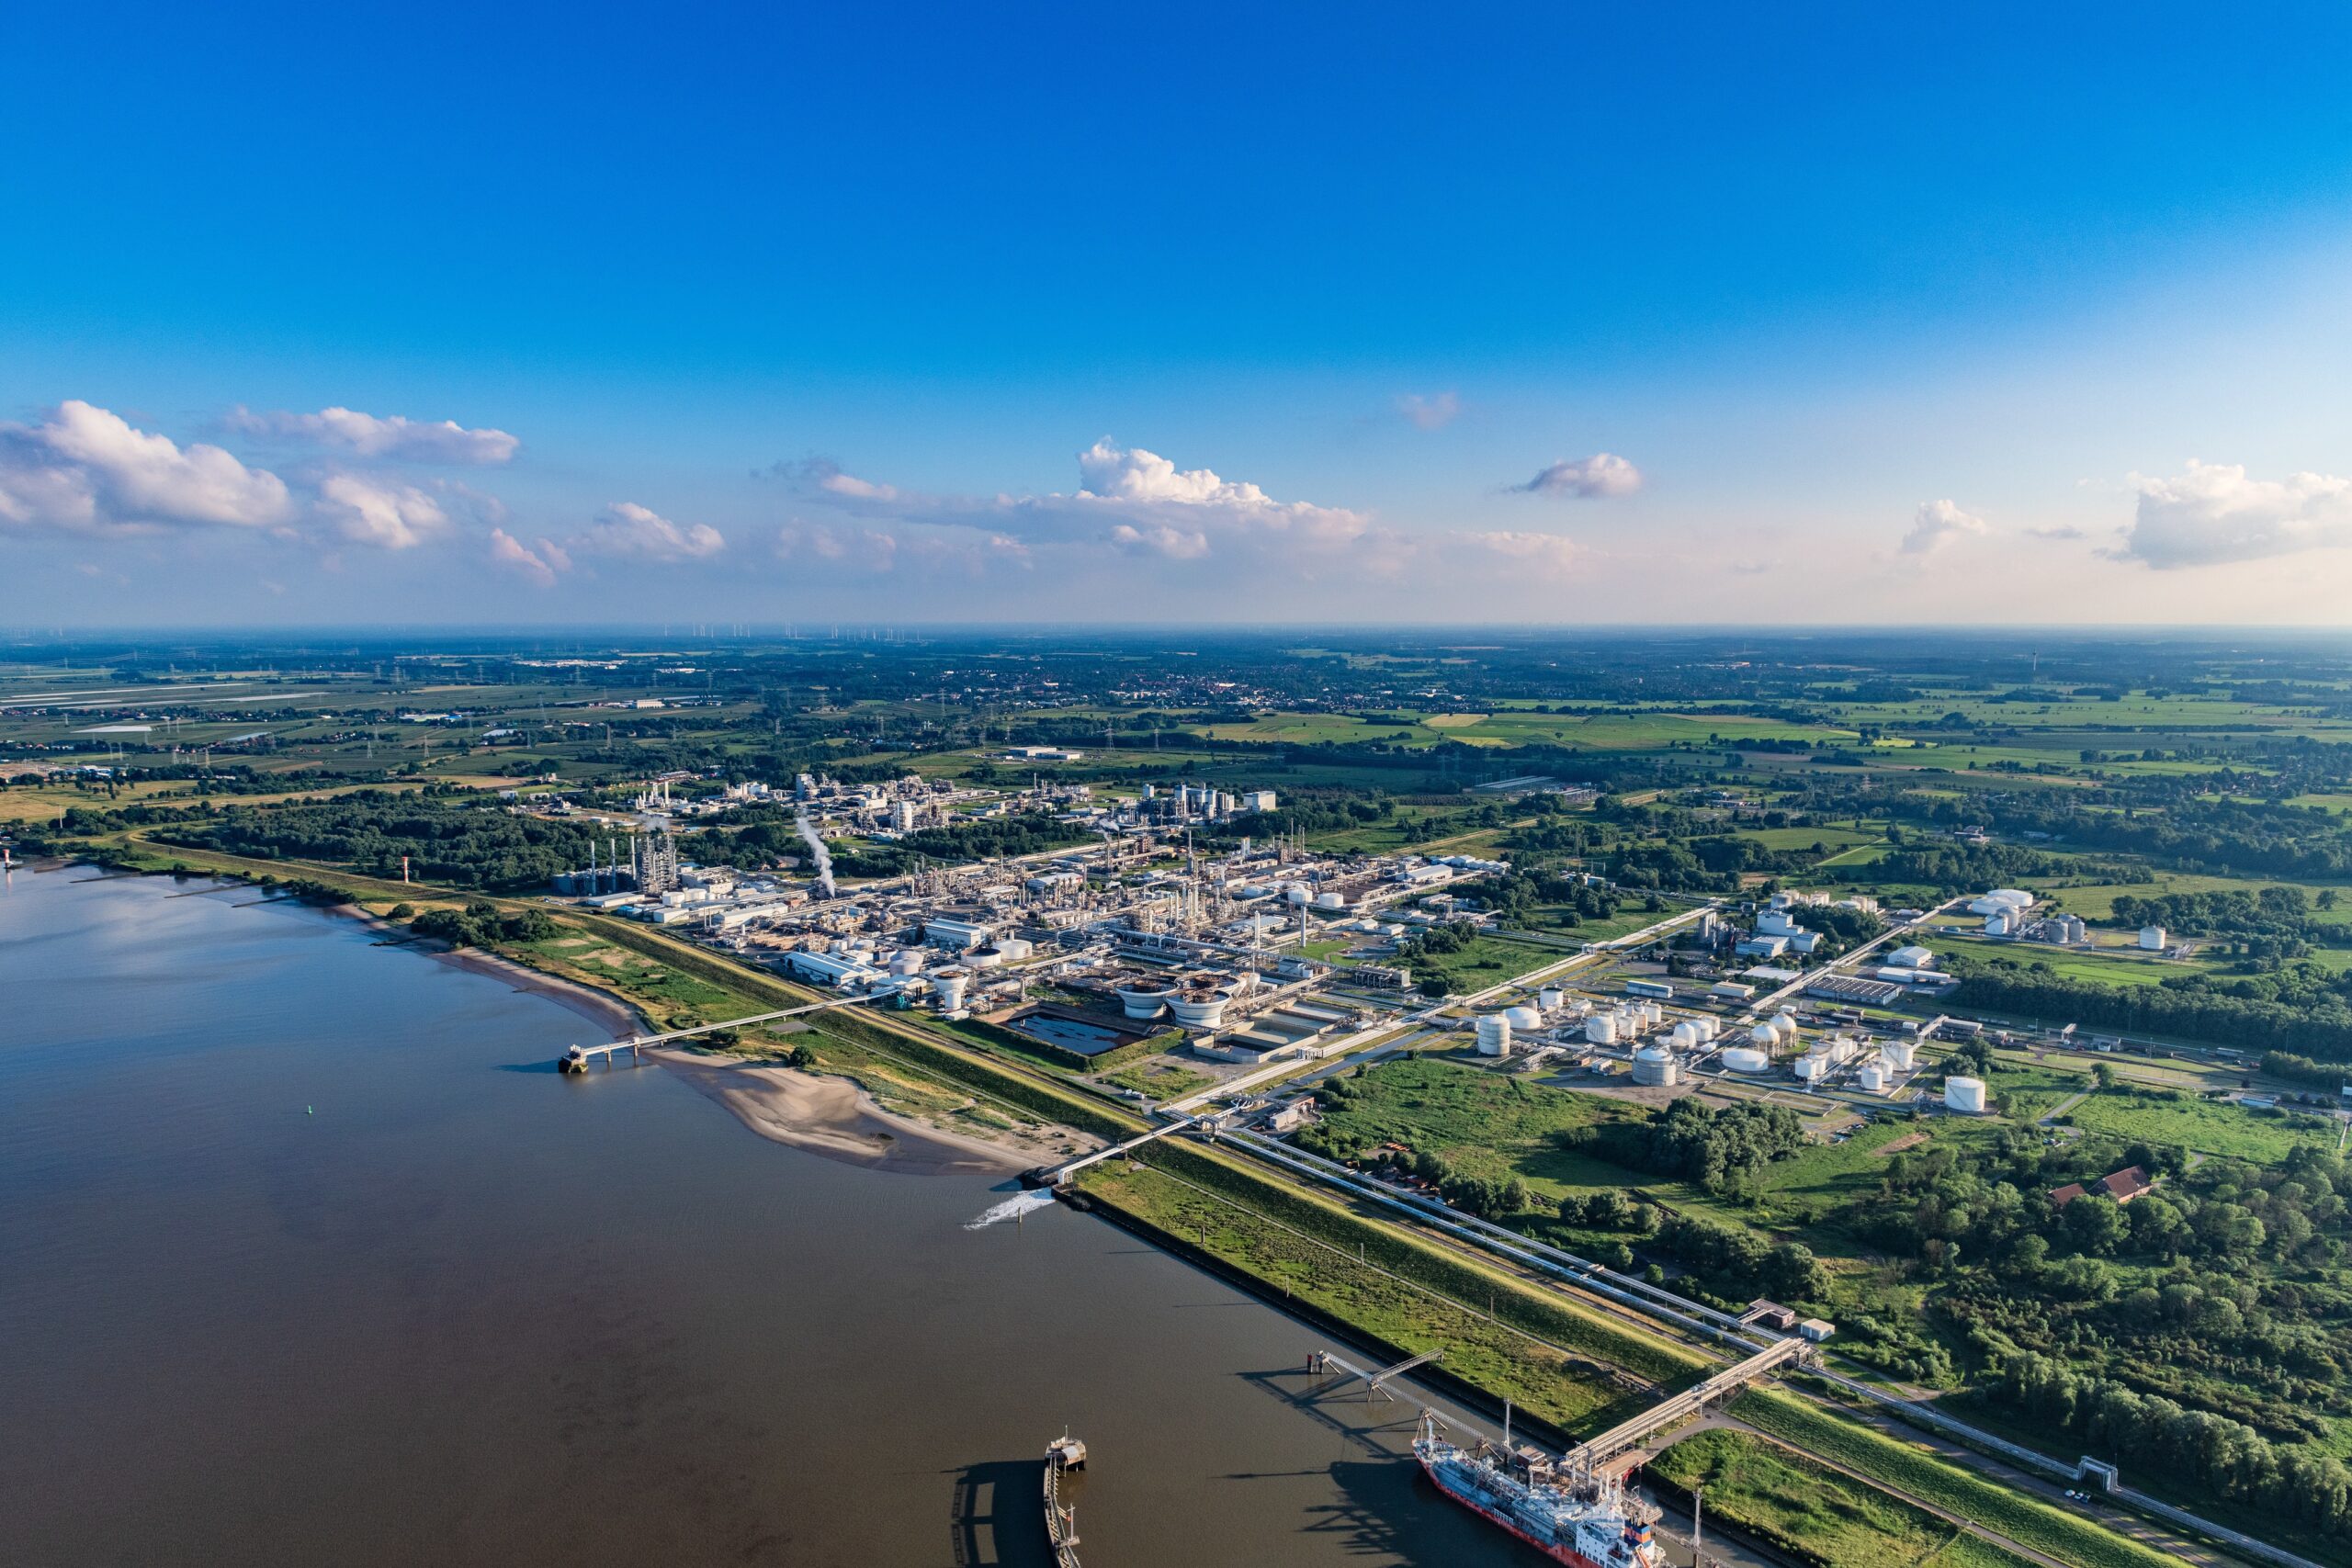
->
(8, 2, 2352, 625)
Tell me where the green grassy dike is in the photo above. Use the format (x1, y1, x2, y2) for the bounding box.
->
(1733, 1391, 2177, 1568)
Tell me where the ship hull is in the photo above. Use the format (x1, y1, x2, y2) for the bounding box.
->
(1417, 1453, 1611, 1568)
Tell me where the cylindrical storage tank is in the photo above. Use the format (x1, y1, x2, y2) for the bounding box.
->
(1945, 1075, 1988, 1113)
(1502, 1005, 1542, 1032)
(1284, 886, 1311, 907)
(1671, 1022, 1699, 1050)
(995, 937, 1034, 963)
(1476, 1016, 1513, 1057)
(933, 973, 969, 1010)
(1858, 1062, 1889, 1092)
(888, 949, 925, 976)
(1315, 891, 1346, 910)
(1793, 1054, 1828, 1083)
(1722, 1046, 1770, 1074)
(1632, 1046, 1679, 1087)
(1539, 987, 1565, 1013)
(1645, 1001, 1664, 1028)
(1585, 1013, 1619, 1045)
(967, 948, 1004, 969)
(1884, 1038, 1917, 1071)
(1694, 1017, 1719, 1043)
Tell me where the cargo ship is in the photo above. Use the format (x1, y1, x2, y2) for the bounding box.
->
(1413, 1410, 1665, 1568)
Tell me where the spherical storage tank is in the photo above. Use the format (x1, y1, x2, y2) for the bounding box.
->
(1749, 1021, 1781, 1047)
(1945, 1075, 1988, 1114)
(1722, 1046, 1770, 1073)
(1632, 1045, 1679, 1086)
(1476, 1015, 1513, 1056)
(1502, 1005, 1542, 1032)
(1586, 1013, 1619, 1045)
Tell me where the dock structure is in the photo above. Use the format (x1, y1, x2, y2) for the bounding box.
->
(1559, 1336, 1810, 1478)
(1044, 1434, 1086, 1568)
(557, 994, 874, 1072)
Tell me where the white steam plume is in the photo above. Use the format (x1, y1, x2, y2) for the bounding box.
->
(795, 808, 836, 897)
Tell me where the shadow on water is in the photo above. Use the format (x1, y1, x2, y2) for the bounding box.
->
(498, 1059, 565, 1074)
(946, 1459, 1057, 1568)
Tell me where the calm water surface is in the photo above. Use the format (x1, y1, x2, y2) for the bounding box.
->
(0, 866, 1589, 1567)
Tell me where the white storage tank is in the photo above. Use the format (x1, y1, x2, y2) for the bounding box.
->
(1114, 985, 1175, 1021)
(1503, 1005, 1542, 1032)
(1749, 1021, 1780, 1047)
(1476, 1015, 1513, 1056)
(1858, 1062, 1890, 1092)
(1643, 1000, 1664, 1028)
(1770, 1012, 1799, 1043)
(1586, 1013, 1620, 1045)
(1632, 1046, 1679, 1087)
(1945, 1075, 1989, 1114)
(1883, 1037, 1917, 1071)
(1793, 1054, 1829, 1083)
(1671, 1021, 1699, 1050)
(933, 972, 969, 1010)
(1722, 1045, 1771, 1073)
(1539, 987, 1565, 1013)
(888, 949, 925, 976)
(1692, 1016, 1719, 1043)
(1315, 891, 1346, 910)
(2139, 924, 2166, 951)
(1284, 885, 1312, 907)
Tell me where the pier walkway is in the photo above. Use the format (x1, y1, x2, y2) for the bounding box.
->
(561, 994, 875, 1067)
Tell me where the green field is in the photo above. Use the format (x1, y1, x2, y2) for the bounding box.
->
(1651, 1427, 2036, 1568)
(2061, 1085, 2329, 1162)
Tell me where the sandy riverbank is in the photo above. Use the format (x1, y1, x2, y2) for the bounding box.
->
(650, 1048, 1035, 1176)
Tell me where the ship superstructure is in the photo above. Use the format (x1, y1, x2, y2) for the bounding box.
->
(1413, 1410, 1665, 1568)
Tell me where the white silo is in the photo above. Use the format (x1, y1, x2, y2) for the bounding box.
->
(1858, 1061, 1889, 1092)
(1945, 1075, 1988, 1113)
(1586, 1013, 1620, 1045)
(1883, 1037, 1917, 1071)
(1539, 986, 1565, 1013)
(1476, 1015, 1513, 1056)
(1632, 1045, 1679, 1086)
(1792, 1054, 1829, 1083)
(1315, 891, 1346, 911)
(1642, 1000, 1664, 1028)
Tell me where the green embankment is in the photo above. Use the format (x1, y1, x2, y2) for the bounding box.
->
(1736, 1391, 2177, 1568)
(1651, 1427, 2036, 1568)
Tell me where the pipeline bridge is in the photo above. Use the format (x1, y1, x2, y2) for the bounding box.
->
(1560, 1336, 1811, 1477)
(560, 993, 876, 1069)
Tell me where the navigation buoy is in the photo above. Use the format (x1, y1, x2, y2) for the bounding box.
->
(306, 1105, 313, 1115)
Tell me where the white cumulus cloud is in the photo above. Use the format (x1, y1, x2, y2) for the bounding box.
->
(488, 528, 565, 587)
(1510, 453, 1643, 499)
(1453, 530, 1581, 577)
(570, 502, 726, 561)
(0, 400, 291, 534)
(316, 473, 449, 549)
(2117, 460, 2352, 569)
(1901, 499, 1989, 555)
(770, 440, 1371, 565)
(229, 405, 519, 464)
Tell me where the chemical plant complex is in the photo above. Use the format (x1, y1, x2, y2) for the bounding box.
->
(530, 764, 2038, 1127)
